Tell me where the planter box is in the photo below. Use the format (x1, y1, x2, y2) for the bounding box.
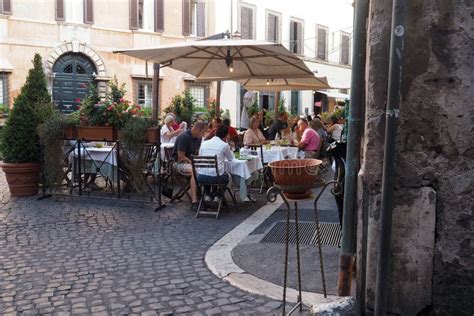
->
(76, 126, 117, 141)
(63, 126, 77, 140)
(145, 127, 160, 144)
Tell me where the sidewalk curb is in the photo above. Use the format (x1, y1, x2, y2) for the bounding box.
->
(205, 198, 355, 312)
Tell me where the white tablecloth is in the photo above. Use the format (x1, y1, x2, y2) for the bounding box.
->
(261, 146, 299, 163)
(70, 146, 118, 183)
(225, 156, 262, 180)
(225, 157, 263, 201)
(73, 147, 117, 166)
(161, 143, 174, 160)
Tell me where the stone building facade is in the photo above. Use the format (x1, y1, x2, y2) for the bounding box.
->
(358, 1, 473, 315)
(1, 0, 353, 123)
(0, 0, 216, 113)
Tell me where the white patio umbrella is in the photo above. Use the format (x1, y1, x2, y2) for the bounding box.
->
(114, 39, 315, 81)
(238, 75, 330, 92)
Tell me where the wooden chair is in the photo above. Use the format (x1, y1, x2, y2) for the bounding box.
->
(191, 155, 236, 219)
(248, 144, 273, 194)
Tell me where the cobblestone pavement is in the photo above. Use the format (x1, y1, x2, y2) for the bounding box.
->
(0, 171, 292, 315)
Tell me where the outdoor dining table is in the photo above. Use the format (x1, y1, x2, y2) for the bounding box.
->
(261, 145, 299, 163)
(70, 145, 118, 184)
(225, 155, 263, 201)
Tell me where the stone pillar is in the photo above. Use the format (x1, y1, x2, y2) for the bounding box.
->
(358, 1, 473, 314)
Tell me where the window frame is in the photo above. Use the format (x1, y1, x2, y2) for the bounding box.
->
(185, 81, 210, 108)
(132, 78, 162, 110)
(239, 2, 256, 40)
(316, 24, 329, 61)
(265, 9, 282, 43)
(289, 17, 304, 56)
(0, 72, 10, 107)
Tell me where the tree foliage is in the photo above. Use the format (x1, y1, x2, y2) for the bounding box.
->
(164, 90, 195, 124)
(1, 54, 50, 163)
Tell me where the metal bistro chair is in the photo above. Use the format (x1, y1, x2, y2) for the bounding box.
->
(248, 144, 273, 194)
(191, 155, 236, 219)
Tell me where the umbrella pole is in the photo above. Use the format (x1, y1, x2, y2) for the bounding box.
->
(152, 63, 160, 121)
(274, 91, 281, 119)
(215, 81, 221, 118)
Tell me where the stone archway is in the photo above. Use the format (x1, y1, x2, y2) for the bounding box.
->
(46, 42, 106, 77)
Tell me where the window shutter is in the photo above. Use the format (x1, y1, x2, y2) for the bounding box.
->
(130, 0, 139, 30)
(267, 14, 275, 42)
(182, 0, 190, 36)
(196, 1, 205, 37)
(55, 0, 65, 21)
(241, 6, 252, 39)
(84, 0, 93, 24)
(297, 22, 303, 55)
(290, 22, 295, 53)
(1, 0, 12, 14)
(154, 0, 164, 32)
(275, 15, 280, 42)
(317, 28, 327, 60)
(341, 34, 350, 64)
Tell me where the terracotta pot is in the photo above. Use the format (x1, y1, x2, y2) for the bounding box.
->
(76, 126, 117, 141)
(1, 162, 42, 197)
(146, 127, 160, 143)
(268, 159, 322, 199)
(63, 126, 77, 140)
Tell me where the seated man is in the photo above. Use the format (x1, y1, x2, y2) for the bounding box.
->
(173, 121, 207, 210)
(267, 112, 289, 140)
(198, 125, 234, 200)
(297, 118, 321, 158)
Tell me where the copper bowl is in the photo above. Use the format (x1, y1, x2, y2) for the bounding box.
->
(268, 159, 322, 199)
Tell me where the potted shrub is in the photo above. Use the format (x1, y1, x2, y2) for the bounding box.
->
(1, 54, 50, 196)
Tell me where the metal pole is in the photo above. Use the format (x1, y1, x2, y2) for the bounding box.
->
(274, 91, 280, 119)
(152, 63, 161, 121)
(337, 0, 369, 296)
(216, 81, 221, 118)
(374, 0, 407, 314)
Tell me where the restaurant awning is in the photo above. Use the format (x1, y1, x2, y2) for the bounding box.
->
(317, 90, 350, 100)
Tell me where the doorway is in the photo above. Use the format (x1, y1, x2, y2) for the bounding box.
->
(52, 53, 97, 113)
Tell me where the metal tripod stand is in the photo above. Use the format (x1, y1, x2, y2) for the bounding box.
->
(266, 180, 341, 315)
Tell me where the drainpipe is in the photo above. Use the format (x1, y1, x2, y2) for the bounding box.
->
(374, 0, 407, 314)
(337, 0, 369, 296)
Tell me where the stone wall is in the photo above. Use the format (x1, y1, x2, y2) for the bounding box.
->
(359, 0, 473, 314)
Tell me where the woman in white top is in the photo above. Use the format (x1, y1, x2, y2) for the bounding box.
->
(243, 116, 268, 146)
(327, 116, 343, 142)
(160, 115, 182, 144)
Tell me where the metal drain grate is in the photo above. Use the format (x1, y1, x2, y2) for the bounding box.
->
(261, 221, 342, 246)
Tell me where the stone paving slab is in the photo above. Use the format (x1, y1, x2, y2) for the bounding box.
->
(0, 170, 302, 314)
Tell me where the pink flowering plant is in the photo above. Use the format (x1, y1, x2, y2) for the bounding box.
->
(77, 78, 144, 128)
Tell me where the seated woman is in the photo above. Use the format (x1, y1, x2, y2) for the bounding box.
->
(243, 115, 268, 146)
(204, 118, 222, 141)
(161, 115, 183, 144)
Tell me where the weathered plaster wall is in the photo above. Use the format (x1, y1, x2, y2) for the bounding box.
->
(359, 0, 473, 314)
